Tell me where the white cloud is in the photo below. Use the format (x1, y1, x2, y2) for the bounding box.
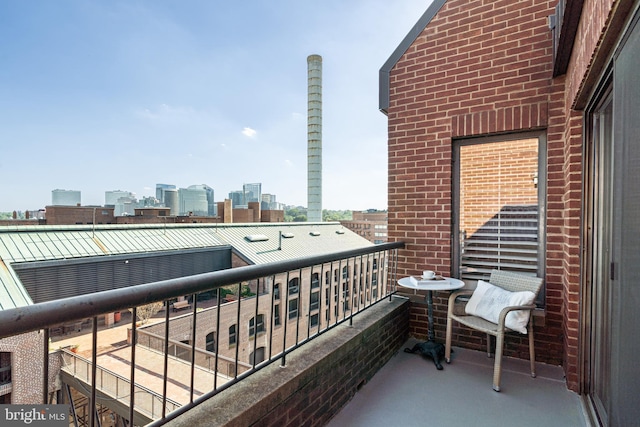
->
(242, 127, 257, 138)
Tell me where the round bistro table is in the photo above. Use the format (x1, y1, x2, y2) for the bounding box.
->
(397, 276, 465, 341)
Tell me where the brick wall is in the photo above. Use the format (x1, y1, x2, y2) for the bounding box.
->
(45, 206, 115, 225)
(556, 0, 623, 391)
(387, 0, 567, 368)
(0, 331, 46, 404)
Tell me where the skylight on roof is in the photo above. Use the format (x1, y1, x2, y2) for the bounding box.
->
(245, 234, 269, 242)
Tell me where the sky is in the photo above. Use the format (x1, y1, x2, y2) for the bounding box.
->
(0, 0, 432, 212)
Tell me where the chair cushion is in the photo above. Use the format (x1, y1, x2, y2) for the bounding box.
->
(465, 280, 535, 333)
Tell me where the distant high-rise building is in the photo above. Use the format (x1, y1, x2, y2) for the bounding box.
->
(105, 190, 135, 206)
(229, 190, 245, 208)
(105, 190, 137, 216)
(243, 183, 262, 204)
(188, 184, 215, 216)
(164, 189, 178, 216)
(51, 189, 81, 206)
(261, 193, 277, 210)
(155, 184, 176, 204)
(178, 187, 208, 216)
(140, 196, 162, 207)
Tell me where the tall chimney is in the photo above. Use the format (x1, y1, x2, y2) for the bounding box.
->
(307, 54, 323, 222)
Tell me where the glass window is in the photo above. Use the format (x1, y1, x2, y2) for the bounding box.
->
(206, 332, 216, 353)
(288, 299, 298, 320)
(310, 313, 319, 327)
(454, 133, 546, 305)
(274, 304, 281, 326)
(249, 314, 265, 336)
(288, 277, 299, 295)
(229, 324, 237, 345)
(310, 291, 319, 310)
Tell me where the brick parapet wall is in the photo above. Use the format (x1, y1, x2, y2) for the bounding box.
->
(165, 298, 410, 427)
(565, 0, 616, 109)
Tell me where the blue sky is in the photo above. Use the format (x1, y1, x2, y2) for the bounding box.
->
(0, 1, 431, 212)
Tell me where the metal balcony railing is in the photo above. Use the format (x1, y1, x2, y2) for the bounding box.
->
(0, 242, 403, 427)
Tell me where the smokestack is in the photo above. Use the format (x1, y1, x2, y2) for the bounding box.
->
(307, 54, 322, 222)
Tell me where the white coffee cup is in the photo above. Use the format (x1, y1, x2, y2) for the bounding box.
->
(422, 270, 435, 279)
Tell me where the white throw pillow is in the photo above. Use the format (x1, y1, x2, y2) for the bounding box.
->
(465, 280, 535, 334)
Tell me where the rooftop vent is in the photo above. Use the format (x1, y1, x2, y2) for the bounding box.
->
(310, 231, 321, 236)
(335, 229, 345, 234)
(245, 234, 269, 242)
(281, 232, 295, 238)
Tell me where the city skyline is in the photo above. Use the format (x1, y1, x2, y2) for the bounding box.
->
(0, 1, 432, 212)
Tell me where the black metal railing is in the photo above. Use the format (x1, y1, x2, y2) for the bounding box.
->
(0, 242, 403, 427)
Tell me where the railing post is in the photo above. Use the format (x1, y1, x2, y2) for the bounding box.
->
(189, 293, 197, 403)
(129, 307, 137, 426)
(90, 317, 98, 427)
(42, 328, 49, 404)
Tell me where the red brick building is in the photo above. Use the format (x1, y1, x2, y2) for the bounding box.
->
(44, 205, 116, 225)
(381, 0, 639, 424)
(340, 210, 388, 244)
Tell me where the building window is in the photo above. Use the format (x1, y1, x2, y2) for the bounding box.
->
(310, 313, 319, 327)
(310, 291, 319, 310)
(206, 332, 216, 353)
(325, 271, 330, 285)
(250, 347, 265, 365)
(229, 324, 237, 345)
(342, 282, 349, 299)
(249, 314, 265, 337)
(274, 304, 281, 326)
(288, 277, 299, 295)
(311, 273, 320, 289)
(453, 132, 546, 305)
(274, 283, 280, 300)
(288, 299, 298, 320)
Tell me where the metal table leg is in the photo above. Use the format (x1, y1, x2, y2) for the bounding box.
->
(427, 290, 435, 341)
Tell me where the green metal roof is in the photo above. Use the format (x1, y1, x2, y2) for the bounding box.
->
(0, 223, 372, 309)
(0, 225, 226, 263)
(211, 222, 373, 265)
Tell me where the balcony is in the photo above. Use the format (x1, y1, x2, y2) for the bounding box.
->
(0, 241, 587, 426)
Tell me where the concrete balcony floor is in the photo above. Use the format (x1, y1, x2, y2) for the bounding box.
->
(328, 338, 588, 427)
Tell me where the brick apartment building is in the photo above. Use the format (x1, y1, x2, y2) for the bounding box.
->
(340, 210, 388, 244)
(381, 0, 640, 424)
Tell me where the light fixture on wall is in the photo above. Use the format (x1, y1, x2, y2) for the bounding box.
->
(532, 173, 538, 188)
